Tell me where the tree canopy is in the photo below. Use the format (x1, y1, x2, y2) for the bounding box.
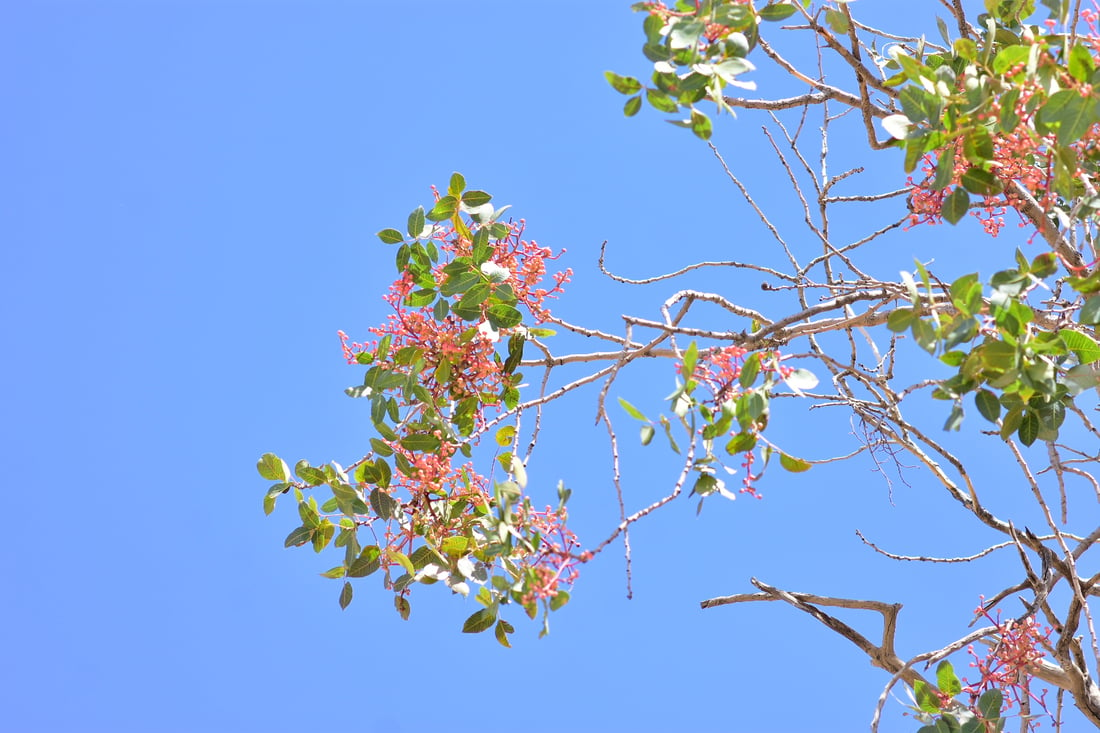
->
(261, 2, 1100, 729)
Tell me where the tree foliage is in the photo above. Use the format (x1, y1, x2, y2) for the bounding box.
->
(261, 1, 1100, 729)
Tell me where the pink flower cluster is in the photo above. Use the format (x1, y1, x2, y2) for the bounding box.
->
(340, 218, 571, 408)
(511, 503, 583, 607)
(908, 29, 1100, 247)
(690, 345, 792, 403)
(335, 196, 582, 625)
(965, 607, 1052, 728)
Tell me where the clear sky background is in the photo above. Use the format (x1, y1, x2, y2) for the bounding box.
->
(3, 2, 1085, 732)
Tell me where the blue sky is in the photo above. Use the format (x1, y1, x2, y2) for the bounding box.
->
(2, 2, 1077, 732)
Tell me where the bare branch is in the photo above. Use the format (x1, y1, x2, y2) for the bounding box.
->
(855, 529, 1015, 563)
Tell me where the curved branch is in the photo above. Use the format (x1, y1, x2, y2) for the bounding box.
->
(702, 578, 926, 688)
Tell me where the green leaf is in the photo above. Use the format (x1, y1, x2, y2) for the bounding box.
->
(338, 581, 353, 610)
(376, 334, 393, 361)
(960, 167, 1003, 196)
(660, 415, 681, 454)
(1066, 362, 1100, 391)
(950, 273, 983, 315)
(887, 307, 915, 332)
(605, 71, 643, 95)
(692, 473, 719, 496)
(440, 536, 469, 556)
(462, 608, 497, 633)
(1069, 43, 1095, 81)
(284, 526, 313, 548)
(487, 303, 523, 330)
(394, 595, 411, 620)
(982, 339, 1018, 371)
(999, 88, 1021, 132)
(257, 453, 290, 482)
(262, 494, 277, 515)
(936, 660, 962, 696)
(550, 590, 570, 611)
(911, 318, 938, 354)
(941, 187, 970, 224)
(985, 0, 1034, 23)
(992, 44, 1030, 75)
(1062, 330, 1100, 363)
(388, 551, 414, 578)
(941, 314, 978, 351)
(461, 190, 492, 207)
(715, 4, 754, 28)
(759, 2, 798, 21)
(265, 481, 291, 499)
(347, 546, 381, 578)
(624, 95, 642, 117)
(502, 385, 520, 411)
(932, 146, 955, 190)
(311, 520, 335, 552)
(370, 488, 398, 520)
(355, 459, 380, 485)
(405, 288, 436, 307)
(503, 332, 526, 375)
(494, 619, 512, 648)
(295, 464, 326, 486)
(682, 341, 699, 379)
(640, 424, 656, 445)
(669, 19, 705, 49)
(735, 390, 768, 428)
(1030, 252, 1059, 279)
(940, 350, 966, 367)
(738, 353, 760, 387)
(377, 228, 404, 244)
(1039, 90, 1100, 145)
(1037, 400, 1065, 433)
(447, 172, 465, 196)
(646, 88, 679, 113)
(410, 544, 447, 571)
(893, 51, 930, 81)
(824, 7, 849, 33)
(297, 498, 320, 529)
(726, 431, 757, 453)
(440, 269, 480, 297)
(426, 195, 459, 222)
(454, 288, 489, 321)
(914, 679, 941, 713)
(978, 688, 1003, 720)
(619, 397, 649, 422)
(369, 438, 393, 457)
(495, 425, 516, 447)
(1080, 296, 1100, 325)
(1000, 406, 1024, 440)
(964, 129, 995, 168)
(975, 389, 1001, 422)
(1018, 410, 1041, 446)
(319, 566, 346, 579)
(407, 207, 426, 239)
(400, 432, 442, 453)
(690, 109, 712, 140)
(779, 453, 811, 472)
